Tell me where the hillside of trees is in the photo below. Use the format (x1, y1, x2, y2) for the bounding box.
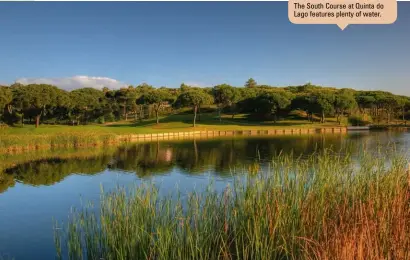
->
(1, 78, 409, 128)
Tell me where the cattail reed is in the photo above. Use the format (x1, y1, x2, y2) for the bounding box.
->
(55, 149, 410, 260)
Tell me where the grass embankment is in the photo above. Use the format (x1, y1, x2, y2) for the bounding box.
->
(1, 113, 342, 152)
(55, 150, 410, 260)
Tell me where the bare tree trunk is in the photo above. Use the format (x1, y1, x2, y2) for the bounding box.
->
(321, 110, 325, 123)
(84, 109, 88, 125)
(336, 113, 341, 125)
(231, 104, 236, 119)
(193, 106, 197, 127)
(35, 114, 41, 128)
(403, 107, 405, 121)
(139, 105, 144, 122)
(156, 110, 159, 124)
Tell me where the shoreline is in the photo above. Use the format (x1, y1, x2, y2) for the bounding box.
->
(1, 126, 348, 154)
(115, 126, 348, 142)
(2, 125, 409, 154)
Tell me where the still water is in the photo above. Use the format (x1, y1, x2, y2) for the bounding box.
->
(0, 131, 409, 259)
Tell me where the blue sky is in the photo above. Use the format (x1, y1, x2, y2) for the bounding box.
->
(0, 2, 409, 94)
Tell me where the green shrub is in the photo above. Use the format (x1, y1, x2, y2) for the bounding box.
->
(404, 111, 410, 121)
(348, 114, 372, 126)
(3, 112, 22, 125)
(97, 116, 105, 124)
(104, 113, 116, 122)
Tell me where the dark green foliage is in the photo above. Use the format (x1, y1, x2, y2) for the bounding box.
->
(334, 89, 357, 124)
(212, 84, 236, 120)
(314, 91, 335, 123)
(114, 86, 139, 121)
(137, 89, 175, 124)
(290, 94, 315, 121)
(348, 114, 373, 126)
(245, 78, 257, 88)
(255, 91, 292, 122)
(69, 88, 105, 125)
(104, 112, 116, 122)
(175, 88, 214, 127)
(404, 112, 410, 121)
(356, 94, 376, 112)
(0, 80, 408, 127)
(0, 86, 13, 122)
(11, 84, 69, 127)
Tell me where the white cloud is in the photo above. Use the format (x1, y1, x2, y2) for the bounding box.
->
(184, 81, 211, 88)
(16, 76, 128, 91)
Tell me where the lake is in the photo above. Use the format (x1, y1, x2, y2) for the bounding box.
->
(0, 130, 409, 259)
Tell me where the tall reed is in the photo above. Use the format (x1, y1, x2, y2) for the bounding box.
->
(55, 149, 410, 260)
(0, 132, 117, 152)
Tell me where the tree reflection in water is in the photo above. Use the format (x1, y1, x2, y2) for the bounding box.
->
(2, 131, 406, 194)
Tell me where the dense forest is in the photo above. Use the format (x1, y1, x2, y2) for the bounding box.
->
(1, 78, 409, 127)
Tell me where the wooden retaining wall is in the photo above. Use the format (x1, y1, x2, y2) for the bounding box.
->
(116, 127, 348, 142)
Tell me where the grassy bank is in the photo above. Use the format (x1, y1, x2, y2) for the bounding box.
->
(0, 131, 118, 152)
(1, 113, 342, 152)
(55, 150, 410, 260)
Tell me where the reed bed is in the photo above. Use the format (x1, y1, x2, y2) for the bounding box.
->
(54, 150, 410, 260)
(0, 132, 118, 152)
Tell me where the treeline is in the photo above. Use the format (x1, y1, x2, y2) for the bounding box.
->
(1, 78, 409, 127)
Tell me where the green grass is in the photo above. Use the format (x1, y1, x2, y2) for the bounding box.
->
(3, 113, 342, 134)
(0, 113, 342, 151)
(54, 149, 410, 260)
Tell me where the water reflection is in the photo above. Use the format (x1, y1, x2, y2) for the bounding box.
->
(0, 131, 410, 260)
(2, 131, 409, 194)
(5, 157, 112, 185)
(108, 134, 348, 176)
